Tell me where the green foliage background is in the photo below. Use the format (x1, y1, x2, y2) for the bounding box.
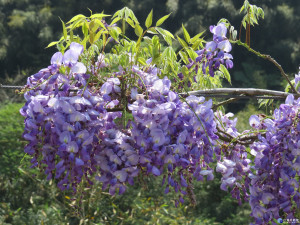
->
(0, 0, 299, 224)
(1, 0, 300, 95)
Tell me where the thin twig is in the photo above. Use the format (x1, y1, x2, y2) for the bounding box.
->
(212, 97, 240, 110)
(216, 126, 258, 145)
(231, 40, 298, 94)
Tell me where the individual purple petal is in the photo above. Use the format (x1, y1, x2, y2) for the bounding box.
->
(217, 40, 232, 52)
(150, 128, 165, 146)
(211, 23, 227, 38)
(224, 53, 233, 59)
(63, 49, 78, 66)
(200, 170, 212, 176)
(152, 166, 161, 176)
(70, 112, 86, 122)
(119, 185, 126, 194)
(66, 141, 78, 153)
(164, 155, 176, 164)
(59, 131, 71, 144)
(249, 115, 260, 128)
(69, 42, 84, 56)
(146, 57, 152, 64)
(75, 157, 84, 167)
(152, 79, 164, 92)
(168, 91, 177, 102)
(262, 193, 274, 205)
(114, 170, 127, 182)
(110, 154, 122, 165)
(107, 78, 120, 85)
(32, 101, 44, 113)
(76, 130, 89, 139)
(223, 159, 236, 167)
(225, 59, 233, 69)
(61, 101, 76, 114)
(82, 136, 93, 146)
(56, 160, 64, 169)
(177, 130, 188, 144)
(51, 52, 63, 66)
(131, 87, 138, 100)
(174, 144, 186, 155)
(69, 96, 91, 106)
(100, 82, 113, 95)
(216, 162, 227, 173)
(252, 206, 265, 219)
(285, 94, 294, 105)
(128, 154, 139, 165)
(180, 175, 188, 187)
(224, 177, 236, 185)
(71, 62, 87, 74)
(205, 41, 217, 51)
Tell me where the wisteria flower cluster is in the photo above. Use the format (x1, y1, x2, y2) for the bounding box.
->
(20, 43, 122, 192)
(19, 7, 300, 224)
(215, 112, 252, 205)
(182, 23, 233, 79)
(128, 65, 218, 205)
(249, 92, 300, 224)
(20, 41, 220, 202)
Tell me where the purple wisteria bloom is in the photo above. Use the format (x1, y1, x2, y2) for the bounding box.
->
(178, 22, 233, 81)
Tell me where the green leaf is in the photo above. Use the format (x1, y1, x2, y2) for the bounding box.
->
(95, 19, 107, 31)
(110, 17, 121, 26)
(82, 21, 89, 36)
(182, 24, 190, 44)
(191, 39, 202, 50)
(219, 64, 231, 84)
(178, 51, 189, 64)
(90, 13, 110, 19)
(162, 46, 176, 60)
(190, 30, 205, 43)
(89, 32, 95, 44)
(67, 14, 86, 24)
(285, 79, 295, 92)
(70, 18, 85, 30)
(126, 18, 135, 28)
(182, 66, 189, 77)
(109, 28, 118, 41)
(134, 24, 143, 37)
(147, 27, 158, 34)
(155, 27, 173, 45)
(145, 9, 153, 28)
(89, 20, 98, 33)
(128, 9, 139, 24)
(94, 30, 103, 43)
(186, 48, 197, 61)
(46, 41, 58, 48)
(59, 17, 67, 40)
(161, 28, 174, 39)
(156, 13, 171, 27)
(177, 35, 188, 48)
(138, 57, 147, 66)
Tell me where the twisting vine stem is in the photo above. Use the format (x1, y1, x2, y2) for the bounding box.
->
(231, 40, 298, 94)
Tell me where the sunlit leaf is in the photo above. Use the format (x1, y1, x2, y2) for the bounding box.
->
(145, 9, 153, 28)
(182, 24, 190, 44)
(156, 13, 171, 27)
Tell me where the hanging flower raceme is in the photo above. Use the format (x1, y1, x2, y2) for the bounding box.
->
(248, 73, 300, 224)
(127, 64, 218, 205)
(214, 111, 252, 205)
(20, 42, 122, 192)
(179, 22, 234, 82)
